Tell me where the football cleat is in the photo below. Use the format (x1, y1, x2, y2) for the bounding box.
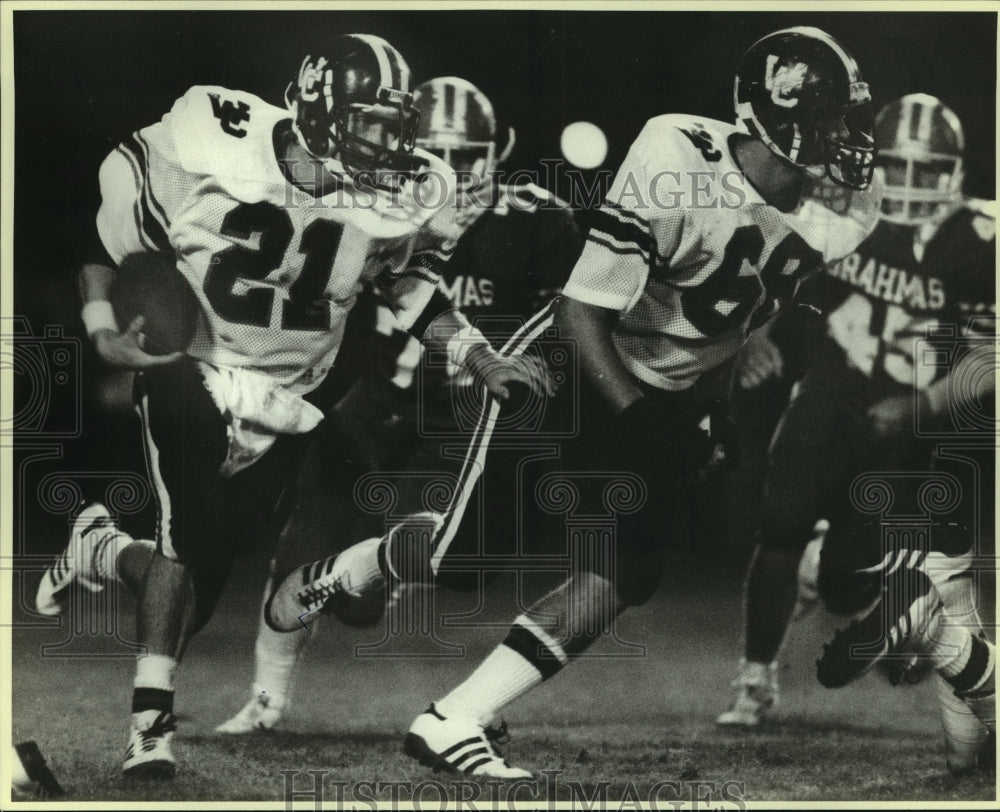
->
(265, 541, 383, 633)
(36, 503, 114, 616)
(716, 660, 779, 727)
(817, 555, 943, 689)
(215, 691, 286, 734)
(404, 705, 532, 778)
(122, 710, 177, 780)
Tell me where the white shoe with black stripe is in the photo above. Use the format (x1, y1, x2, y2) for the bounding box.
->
(404, 705, 532, 779)
(123, 710, 177, 780)
(265, 540, 382, 632)
(215, 692, 286, 734)
(35, 503, 114, 616)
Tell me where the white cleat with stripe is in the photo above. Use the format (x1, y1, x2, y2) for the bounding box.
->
(264, 539, 383, 633)
(36, 502, 114, 616)
(123, 710, 177, 780)
(404, 705, 532, 779)
(215, 692, 286, 734)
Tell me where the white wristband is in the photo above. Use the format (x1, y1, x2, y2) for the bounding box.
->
(81, 300, 119, 337)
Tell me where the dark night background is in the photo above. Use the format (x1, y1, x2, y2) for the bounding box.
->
(11, 9, 998, 557)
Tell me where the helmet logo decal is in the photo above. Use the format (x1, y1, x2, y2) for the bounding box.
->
(298, 56, 329, 104)
(765, 55, 809, 108)
(849, 82, 871, 104)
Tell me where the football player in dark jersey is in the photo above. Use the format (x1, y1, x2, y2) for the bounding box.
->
(718, 94, 996, 773)
(265, 27, 883, 777)
(216, 76, 583, 734)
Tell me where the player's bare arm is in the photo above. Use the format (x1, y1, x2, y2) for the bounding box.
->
(555, 295, 642, 414)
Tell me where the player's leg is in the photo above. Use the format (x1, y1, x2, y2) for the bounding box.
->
(217, 410, 374, 732)
(121, 361, 233, 778)
(35, 505, 157, 617)
(220, 364, 424, 731)
(816, 516, 995, 770)
(718, 378, 853, 726)
(405, 380, 686, 776)
(263, 350, 518, 632)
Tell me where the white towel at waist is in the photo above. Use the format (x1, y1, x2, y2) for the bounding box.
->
(198, 361, 324, 477)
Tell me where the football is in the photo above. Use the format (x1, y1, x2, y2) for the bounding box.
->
(109, 251, 200, 355)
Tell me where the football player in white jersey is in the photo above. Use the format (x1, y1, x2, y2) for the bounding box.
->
(718, 93, 996, 774)
(216, 76, 580, 736)
(34, 35, 537, 780)
(263, 27, 882, 777)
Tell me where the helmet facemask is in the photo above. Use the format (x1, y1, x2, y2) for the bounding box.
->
(874, 94, 965, 226)
(413, 77, 505, 228)
(334, 90, 421, 180)
(879, 151, 963, 224)
(822, 96, 876, 191)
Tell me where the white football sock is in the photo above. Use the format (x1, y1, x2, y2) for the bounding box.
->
(332, 537, 385, 596)
(134, 654, 177, 692)
(435, 614, 572, 727)
(436, 645, 545, 727)
(252, 604, 314, 706)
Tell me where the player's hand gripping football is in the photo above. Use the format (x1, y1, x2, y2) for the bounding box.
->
(464, 343, 557, 403)
(92, 316, 183, 368)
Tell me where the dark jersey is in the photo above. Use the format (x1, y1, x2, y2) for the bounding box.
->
(801, 201, 995, 397)
(436, 183, 583, 345)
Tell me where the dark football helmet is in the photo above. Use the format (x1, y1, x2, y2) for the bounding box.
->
(735, 26, 876, 190)
(285, 34, 420, 176)
(875, 94, 964, 225)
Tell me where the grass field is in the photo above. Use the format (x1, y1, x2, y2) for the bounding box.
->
(11, 550, 997, 805)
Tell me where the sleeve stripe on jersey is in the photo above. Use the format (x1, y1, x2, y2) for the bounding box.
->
(116, 138, 171, 254)
(133, 133, 172, 232)
(604, 199, 651, 230)
(588, 209, 653, 262)
(586, 232, 651, 261)
(113, 145, 158, 253)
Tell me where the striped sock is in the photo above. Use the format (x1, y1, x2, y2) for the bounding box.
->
(435, 615, 568, 726)
(94, 530, 154, 582)
(946, 636, 996, 696)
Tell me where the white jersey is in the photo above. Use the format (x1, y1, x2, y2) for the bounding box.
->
(563, 114, 880, 390)
(96, 85, 457, 392)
